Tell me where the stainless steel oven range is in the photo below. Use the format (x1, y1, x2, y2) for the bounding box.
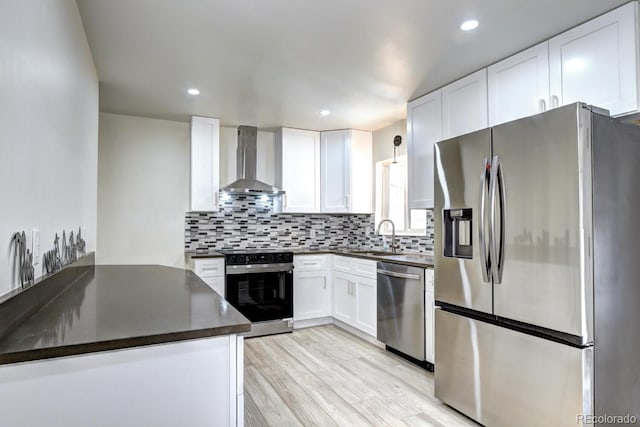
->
(221, 250, 294, 338)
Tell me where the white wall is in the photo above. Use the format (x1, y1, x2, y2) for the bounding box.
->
(372, 119, 407, 163)
(0, 1, 98, 296)
(97, 113, 189, 267)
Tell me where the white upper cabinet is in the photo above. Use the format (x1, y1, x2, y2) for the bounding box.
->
(320, 130, 349, 212)
(219, 126, 238, 187)
(320, 130, 372, 213)
(275, 128, 321, 213)
(407, 90, 442, 209)
(190, 116, 220, 212)
(442, 69, 488, 139)
(488, 42, 550, 126)
(347, 130, 373, 213)
(549, 2, 639, 116)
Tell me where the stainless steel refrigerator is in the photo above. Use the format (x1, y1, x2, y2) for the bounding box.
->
(434, 103, 640, 426)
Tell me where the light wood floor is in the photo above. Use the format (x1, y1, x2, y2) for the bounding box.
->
(244, 325, 478, 426)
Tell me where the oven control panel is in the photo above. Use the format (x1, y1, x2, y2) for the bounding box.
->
(225, 252, 294, 265)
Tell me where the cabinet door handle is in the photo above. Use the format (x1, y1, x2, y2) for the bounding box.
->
(551, 95, 559, 108)
(283, 194, 288, 207)
(539, 99, 546, 113)
(214, 191, 219, 207)
(323, 276, 326, 289)
(345, 194, 350, 207)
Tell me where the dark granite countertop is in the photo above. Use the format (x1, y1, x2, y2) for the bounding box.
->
(186, 251, 225, 259)
(186, 248, 434, 268)
(336, 252, 434, 268)
(0, 265, 250, 365)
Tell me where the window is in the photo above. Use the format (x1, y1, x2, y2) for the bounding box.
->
(375, 155, 427, 235)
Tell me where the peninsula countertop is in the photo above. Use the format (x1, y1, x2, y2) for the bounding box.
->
(0, 265, 251, 365)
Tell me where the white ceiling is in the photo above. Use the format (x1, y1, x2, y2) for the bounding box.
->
(76, 0, 629, 131)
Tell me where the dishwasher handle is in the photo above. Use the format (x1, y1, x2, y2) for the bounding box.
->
(376, 269, 421, 280)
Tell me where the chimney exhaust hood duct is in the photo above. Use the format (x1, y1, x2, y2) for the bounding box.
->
(221, 126, 284, 195)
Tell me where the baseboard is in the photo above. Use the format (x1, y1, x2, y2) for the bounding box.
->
(293, 317, 333, 329)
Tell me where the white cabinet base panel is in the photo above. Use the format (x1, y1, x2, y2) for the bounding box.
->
(293, 316, 334, 329)
(0, 336, 242, 427)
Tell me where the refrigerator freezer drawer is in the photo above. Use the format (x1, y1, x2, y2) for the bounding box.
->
(435, 309, 593, 427)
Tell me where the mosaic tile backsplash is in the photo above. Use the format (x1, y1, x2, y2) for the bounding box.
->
(185, 195, 434, 253)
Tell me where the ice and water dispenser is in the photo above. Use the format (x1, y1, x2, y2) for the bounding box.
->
(443, 208, 472, 259)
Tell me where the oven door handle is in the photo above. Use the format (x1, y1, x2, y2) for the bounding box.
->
(226, 263, 294, 275)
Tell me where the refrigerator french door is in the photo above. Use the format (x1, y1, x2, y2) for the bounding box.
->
(433, 103, 600, 426)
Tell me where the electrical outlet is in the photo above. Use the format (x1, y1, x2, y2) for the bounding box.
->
(32, 229, 40, 265)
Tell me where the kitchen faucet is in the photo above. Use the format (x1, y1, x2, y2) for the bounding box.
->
(376, 219, 400, 254)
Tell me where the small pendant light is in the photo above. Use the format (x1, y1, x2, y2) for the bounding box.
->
(393, 135, 402, 164)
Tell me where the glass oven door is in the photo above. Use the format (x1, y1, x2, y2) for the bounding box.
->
(225, 265, 293, 322)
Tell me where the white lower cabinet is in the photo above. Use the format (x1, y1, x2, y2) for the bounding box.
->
(333, 271, 357, 324)
(201, 276, 225, 297)
(425, 269, 435, 364)
(293, 255, 332, 323)
(0, 335, 243, 427)
(354, 276, 377, 337)
(191, 258, 226, 297)
(332, 256, 377, 337)
(294, 271, 331, 321)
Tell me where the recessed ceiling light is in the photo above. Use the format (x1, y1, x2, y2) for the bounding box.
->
(187, 88, 200, 95)
(319, 109, 331, 116)
(460, 20, 479, 31)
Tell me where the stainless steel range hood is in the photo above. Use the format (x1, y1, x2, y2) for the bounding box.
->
(221, 126, 284, 195)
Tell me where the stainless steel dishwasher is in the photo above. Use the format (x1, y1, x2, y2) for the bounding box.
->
(377, 262, 425, 362)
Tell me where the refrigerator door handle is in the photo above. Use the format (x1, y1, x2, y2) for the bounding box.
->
(479, 158, 490, 282)
(490, 155, 506, 284)
(497, 159, 506, 283)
